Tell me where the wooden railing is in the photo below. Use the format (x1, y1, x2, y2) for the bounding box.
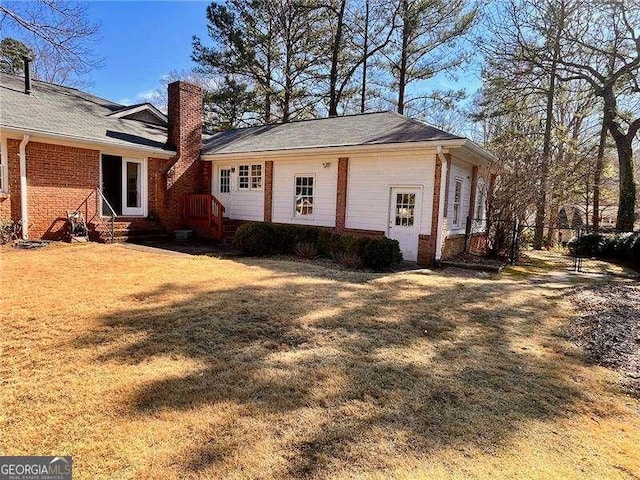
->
(182, 194, 225, 240)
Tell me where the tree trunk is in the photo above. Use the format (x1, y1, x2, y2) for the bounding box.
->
(282, 12, 292, 123)
(397, 0, 409, 115)
(602, 89, 638, 232)
(264, 21, 273, 124)
(360, 0, 369, 114)
(533, 3, 563, 250)
(328, 0, 347, 117)
(592, 118, 607, 232)
(546, 200, 559, 247)
(613, 136, 637, 231)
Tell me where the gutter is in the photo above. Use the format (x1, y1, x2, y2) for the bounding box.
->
(19, 134, 30, 240)
(0, 125, 175, 158)
(434, 146, 449, 263)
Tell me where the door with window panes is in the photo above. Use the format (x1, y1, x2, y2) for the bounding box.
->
(388, 187, 421, 261)
(217, 166, 232, 217)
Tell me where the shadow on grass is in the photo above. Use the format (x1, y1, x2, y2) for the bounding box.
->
(74, 267, 587, 478)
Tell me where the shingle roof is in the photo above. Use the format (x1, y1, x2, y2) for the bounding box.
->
(0, 73, 173, 153)
(202, 111, 464, 155)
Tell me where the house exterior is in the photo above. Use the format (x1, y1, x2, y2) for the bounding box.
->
(0, 71, 494, 265)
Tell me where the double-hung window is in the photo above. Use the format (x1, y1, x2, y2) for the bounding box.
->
(251, 165, 262, 190)
(238, 165, 250, 190)
(294, 175, 314, 216)
(452, 179, 463, 226)
(238, 164, 262, 190)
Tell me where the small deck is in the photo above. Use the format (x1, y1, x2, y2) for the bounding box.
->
(182, 194, 225, 240)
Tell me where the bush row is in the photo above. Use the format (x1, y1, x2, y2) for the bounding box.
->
(567, 231, 640, 266)
(232, 222, 403, 270)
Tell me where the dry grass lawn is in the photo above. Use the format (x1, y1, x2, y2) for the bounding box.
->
(1, 243, 639, 479)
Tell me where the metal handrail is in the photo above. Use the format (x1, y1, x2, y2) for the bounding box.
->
(95, 187, 117, 243)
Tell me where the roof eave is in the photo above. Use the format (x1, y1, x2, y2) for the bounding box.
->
(455, 139, 497, 166)
(0, 125, 176, 158)
(201, 138, 494, 164)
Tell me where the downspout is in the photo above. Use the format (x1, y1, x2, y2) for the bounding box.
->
(19, 134, 30, 240)
(435, 145, 448, 264)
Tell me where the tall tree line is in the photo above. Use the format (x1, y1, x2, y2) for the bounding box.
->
(192, 0, 478, 127)
(474, 0, 639, 234)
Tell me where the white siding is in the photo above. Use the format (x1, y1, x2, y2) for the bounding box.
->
(346, 152, 435, 235)
(212, 161, 264, 221)
(272, 158, 337, 227)
(447, 160, 472, 234)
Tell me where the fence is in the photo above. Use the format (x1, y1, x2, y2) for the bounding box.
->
(464, 216, 586, 271)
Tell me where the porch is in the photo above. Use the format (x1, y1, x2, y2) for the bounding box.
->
(182, 193, 239, 241)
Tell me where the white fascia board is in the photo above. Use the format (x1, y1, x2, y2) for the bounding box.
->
(202, 140, 459, 161)
(201, 138, 495, 165)
(0, 125, 175, 158)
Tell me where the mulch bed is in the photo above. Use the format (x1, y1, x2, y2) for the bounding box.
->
(12, 240, 50, 250)
(448, 253, 505, 267)
(566, 281, 640, 396)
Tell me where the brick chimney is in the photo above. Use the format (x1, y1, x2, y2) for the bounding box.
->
(167, 81, 203, 179)
(161, 81, 207, 229)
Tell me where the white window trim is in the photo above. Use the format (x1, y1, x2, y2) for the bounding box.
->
(98, 154, 148, 217)
(452, 177, 463, 227)
(293, 174, 315, 218)
(0, 137, 8, 194)
(237, 164, 250, 191)
(236, 163, 263, 191)
(218, 166, 232, 194)
(250, 164, 263, 191)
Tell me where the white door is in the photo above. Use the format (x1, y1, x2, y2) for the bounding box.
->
(217, 166, 232, 217)
(121, 159, 145, 216)
(388, 187, 421, 261)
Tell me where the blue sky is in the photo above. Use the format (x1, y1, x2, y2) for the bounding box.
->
(84, 1, 479, 113)
(86, 1, 210, 103)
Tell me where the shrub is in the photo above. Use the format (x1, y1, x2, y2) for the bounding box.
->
(0, 219, 22, 245)
(361, 237, 403, 270)
(232, 222, 403, 270)
(335, 251, 363, 269)
(567, 234, 608, 257)
(294, 241, 318, 259)
(232, 222, 276, 255)
(567, 231, 640, 267)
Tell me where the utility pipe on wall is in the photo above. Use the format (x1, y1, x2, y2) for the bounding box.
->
(19, 134, 30, 240)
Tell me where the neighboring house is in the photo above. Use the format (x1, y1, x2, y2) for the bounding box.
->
(0, 69, 494, 265)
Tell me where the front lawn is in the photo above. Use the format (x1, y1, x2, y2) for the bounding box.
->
(1, 243, 638, 479)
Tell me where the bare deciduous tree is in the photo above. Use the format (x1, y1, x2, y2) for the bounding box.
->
(0, 1, 101, 86)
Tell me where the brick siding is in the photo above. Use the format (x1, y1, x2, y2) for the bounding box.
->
(6, 140, 100, 239)
(335, 157, 349, 232)
(264, 161, 273, 222)
(161, 80, 205, 230)
(148, 156, 173, 219)
(441, 232, 488, 260)
(468, 165, 478, 219)
(0, 139, 176, 240)
(417, 154, 443, 266)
